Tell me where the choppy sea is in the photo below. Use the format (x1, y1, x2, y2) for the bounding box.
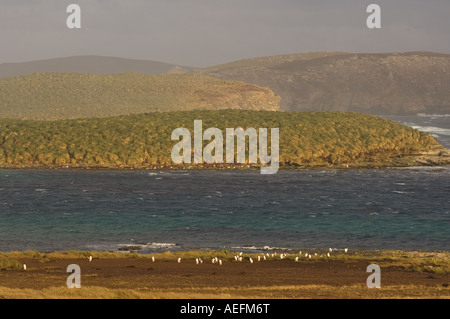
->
(0, 115, 449, 253)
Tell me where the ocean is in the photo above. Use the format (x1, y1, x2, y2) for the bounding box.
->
(385, 114, 450, 149)
(0, 115, 449, 253)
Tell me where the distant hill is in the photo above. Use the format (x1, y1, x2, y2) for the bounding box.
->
(0, 56, 197, 78)
(0, 73, 279, 120)
(198, 52, 450, 115)
(0, 110, 446, 169)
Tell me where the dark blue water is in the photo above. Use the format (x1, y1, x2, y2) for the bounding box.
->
(1, 167, 449, 253)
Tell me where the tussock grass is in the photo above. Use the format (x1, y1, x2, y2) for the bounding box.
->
(5, 250, 143, 261)
(3, 249, 448, 273)
(0, 256, 22, 270)
(370, 251, 450, 274)
(2, 249, 256, 263)
(0, 110, 439, 168)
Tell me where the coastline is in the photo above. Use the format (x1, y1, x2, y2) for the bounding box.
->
(0, 249, 448, 299)
(1, 146, 449, 299)
(1, 145, 449, 171)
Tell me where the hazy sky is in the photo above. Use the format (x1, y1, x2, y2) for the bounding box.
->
(1, 0, 449, 67)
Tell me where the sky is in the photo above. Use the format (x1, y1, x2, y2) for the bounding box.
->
(1, 0, 449, 67)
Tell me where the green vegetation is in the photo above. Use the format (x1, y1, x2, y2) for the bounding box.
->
(3, 249, 449, 274)
(0, 110, 439, 168)
(0, 73, 279, 120)
(0, 254, 22, 270)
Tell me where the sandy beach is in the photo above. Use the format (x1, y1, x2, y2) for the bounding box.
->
(0, 250, 448, 299)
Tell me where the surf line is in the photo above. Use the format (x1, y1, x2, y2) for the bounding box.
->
(171, 120, 279, 174)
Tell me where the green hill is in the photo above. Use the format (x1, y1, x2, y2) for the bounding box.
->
(0, 110, 445, 169)
(0, 73, 279, 120)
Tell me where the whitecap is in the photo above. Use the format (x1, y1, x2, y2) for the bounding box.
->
(231, 245, 290, 251)
(417, 113, 450, 118)
(145, 242, 177, 249)
(411, 125, 450, 136)
(231, 245, 259, 250)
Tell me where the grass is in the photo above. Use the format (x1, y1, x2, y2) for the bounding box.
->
(1, 249, 448, 299)
(0, 73, 279, 120)
(0, 255, 22, 270)
(0, 110, 440, 168)
(0, 284, 448, 299)
(3, 249, 449, 273)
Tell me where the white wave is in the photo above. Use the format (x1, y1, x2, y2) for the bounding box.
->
(231, 245, 259, 250)
(392, 190, 411, 194)
(411, 125, 450, 136)
(417, 113, 450, 118)
(231, 245, 290, 251)
(144, 242, 177, 249)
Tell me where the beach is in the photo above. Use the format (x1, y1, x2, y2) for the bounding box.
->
(0, 250, 448, 299)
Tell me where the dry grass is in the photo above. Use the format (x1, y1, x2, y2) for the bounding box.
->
(1, 249, 448, 299)
(0, 256, 22, 270)
(0, 284, 448, 299)
(0, 73, 279, 120)
(3, 249, 449, 273)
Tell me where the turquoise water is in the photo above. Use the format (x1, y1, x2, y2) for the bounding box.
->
(0, 167, 449, 253)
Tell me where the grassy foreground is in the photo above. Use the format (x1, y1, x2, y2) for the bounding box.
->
(0, 249, 448, 299)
